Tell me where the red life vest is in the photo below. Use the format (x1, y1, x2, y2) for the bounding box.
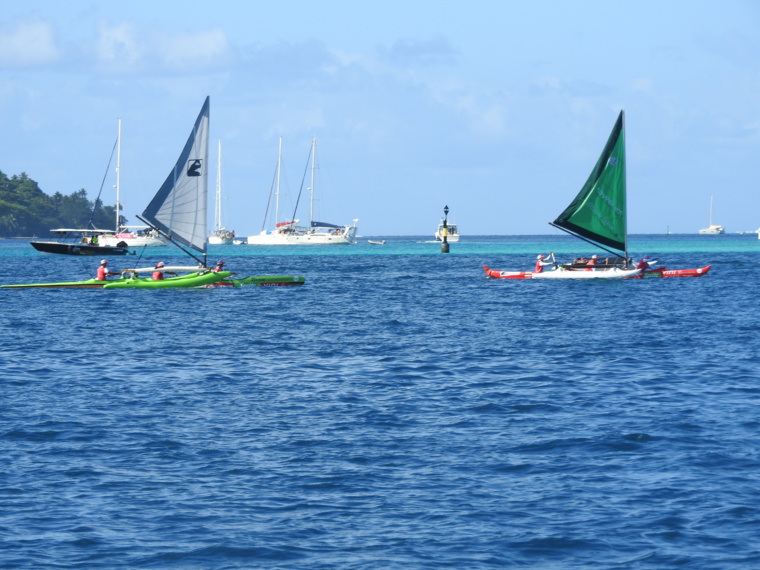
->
(152, 271, 164, 280)
(96, 266, 108, 280)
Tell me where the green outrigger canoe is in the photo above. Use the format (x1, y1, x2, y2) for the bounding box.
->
(1, 271, 306, 290)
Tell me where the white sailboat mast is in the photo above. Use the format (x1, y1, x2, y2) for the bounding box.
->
(309, 137, 316, 226)
(215, 139, 222, 232)
(276, 136, 282, 224)
(115, 118, 121, 231)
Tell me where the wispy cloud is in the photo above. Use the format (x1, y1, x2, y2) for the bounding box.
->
(0, 18, 60, 66)
(94, 21, 232, 72)
(380, 35, 457, 66)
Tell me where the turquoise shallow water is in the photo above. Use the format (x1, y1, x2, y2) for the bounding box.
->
(1, 234, 759, 568)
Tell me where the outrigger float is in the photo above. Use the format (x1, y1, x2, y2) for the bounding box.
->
(484, 110, 711, 281)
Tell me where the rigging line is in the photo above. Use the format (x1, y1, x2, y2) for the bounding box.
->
(133, 244, 148, 267)
(87, 136, 119, 229)
(290, 142, 312, 224)
(261, 158, 278, 232)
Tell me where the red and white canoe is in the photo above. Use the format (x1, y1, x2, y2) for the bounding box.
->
(483, 265, 642, 280)
(626, 265, 711, 278)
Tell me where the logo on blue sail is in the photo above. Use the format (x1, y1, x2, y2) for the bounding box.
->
(187, 159, 202, 177)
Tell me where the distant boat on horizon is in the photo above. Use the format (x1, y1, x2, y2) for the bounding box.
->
(698, 196, 725, 235)
(208, 139, 235, 245)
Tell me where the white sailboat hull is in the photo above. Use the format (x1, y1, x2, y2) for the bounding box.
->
(698, 225, 725, 235)
(533, 267, 641, 279)
(98, 233, 166, 247)
(247, 226, 357, 245)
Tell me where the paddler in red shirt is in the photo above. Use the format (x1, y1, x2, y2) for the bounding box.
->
(96, 259, 119, 281)
(152, 261, 177, 280)
(535, 253, 555, 273)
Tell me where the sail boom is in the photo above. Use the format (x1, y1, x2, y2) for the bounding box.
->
(549, 222, 626, 257)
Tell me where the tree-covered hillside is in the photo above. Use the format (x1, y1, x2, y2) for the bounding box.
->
(0, 170, 121, 237)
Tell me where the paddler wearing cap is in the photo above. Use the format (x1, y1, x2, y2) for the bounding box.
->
(211, 260, 226, 273)
(534, 252, 556, 273)
(151, 261, 178, 281)
(95, 259, 120, 281)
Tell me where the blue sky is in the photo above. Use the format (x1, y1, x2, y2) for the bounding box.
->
(2, 1, 759, 236)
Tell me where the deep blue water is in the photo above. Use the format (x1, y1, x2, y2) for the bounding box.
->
(2, 234, 759, 568)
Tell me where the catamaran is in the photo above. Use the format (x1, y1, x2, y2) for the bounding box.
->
(247, 137, 358, 245)
(208, 139, 235, 245)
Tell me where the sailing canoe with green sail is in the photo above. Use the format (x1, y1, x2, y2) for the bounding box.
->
(484, 110, 642, 280)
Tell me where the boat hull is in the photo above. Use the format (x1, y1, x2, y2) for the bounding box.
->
(30, 241, 130, 256)
(483, 265, 642, 280)
(98, 234, 166, 247)
(246, 230, 356, 245)
(103, 271, 230, 289)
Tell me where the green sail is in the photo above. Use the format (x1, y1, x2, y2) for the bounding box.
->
(552, 111, 627, 254)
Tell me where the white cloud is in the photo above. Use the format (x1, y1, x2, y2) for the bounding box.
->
(0, 19, 60, 66)
(95, 22, 231, 71)
(96, 21, 142, 66)
(157, 27, 231, 68)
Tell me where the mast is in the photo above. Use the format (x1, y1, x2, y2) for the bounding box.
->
(215, 139, 222, 232)
(115, 118, 121, 231)
(276, 136, 282, 225)
(309, 137, 316, 226)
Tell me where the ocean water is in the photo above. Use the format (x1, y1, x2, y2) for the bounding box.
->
(1, 234, 759, 569)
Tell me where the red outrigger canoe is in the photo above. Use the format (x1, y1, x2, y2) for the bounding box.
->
(483, 264, 711, 280)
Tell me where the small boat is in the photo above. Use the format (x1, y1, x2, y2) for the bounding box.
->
(96, 119, 167, 248)
(435, 221, 459, 242)
(132, 97, 305, 288)
(368, 240, 386, 245)
(208, 139, 235, 245)
(698, 196, 724, 234)
(247, 137, 358, 245)
(486, 111, 641, 280)
(484, 111, 710, 281)
(30, 228, 131, 256)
